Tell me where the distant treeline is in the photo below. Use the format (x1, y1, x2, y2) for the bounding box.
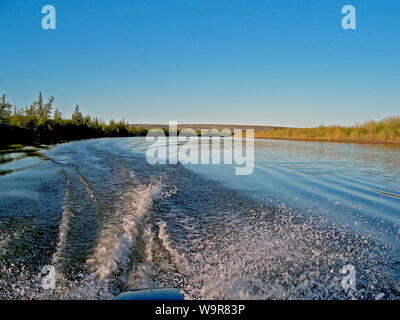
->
(252, 116, 400, 144)
(0, 93, 147, 146)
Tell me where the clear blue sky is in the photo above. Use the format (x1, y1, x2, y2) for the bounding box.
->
(0, 0, 399, 127)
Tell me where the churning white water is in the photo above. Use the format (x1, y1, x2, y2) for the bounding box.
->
(0, 137, 399, 299)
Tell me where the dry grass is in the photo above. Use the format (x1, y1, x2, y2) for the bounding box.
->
(250, 116, 400, 144)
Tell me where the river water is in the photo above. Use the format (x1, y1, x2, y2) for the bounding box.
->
(0, 137, 399, 299)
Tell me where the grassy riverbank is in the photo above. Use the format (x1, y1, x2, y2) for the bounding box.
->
(251, 116, 400, 145)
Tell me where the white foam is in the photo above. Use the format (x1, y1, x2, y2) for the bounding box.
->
(51, 173, 72, 267)
(144, 226, 153, 265)
(157, 221, 191, 274)
(86, 181, 161, 280)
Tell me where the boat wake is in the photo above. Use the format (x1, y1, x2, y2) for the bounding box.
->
(0, 138, 399, 300)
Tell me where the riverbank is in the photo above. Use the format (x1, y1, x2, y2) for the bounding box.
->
(0, 93, 148, 147)
(253, 136, 400, 145)
(0, 123, 148, 147)
(249, 116, 400, 145)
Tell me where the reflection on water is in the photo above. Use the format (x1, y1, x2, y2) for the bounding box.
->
(0, 145, 49, 175)
(0, 138, 399, 300)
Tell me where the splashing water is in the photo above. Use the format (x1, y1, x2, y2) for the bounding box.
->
(0, 138, 399, 299)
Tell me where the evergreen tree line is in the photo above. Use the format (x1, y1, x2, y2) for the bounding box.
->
(0, 93, 147, 146)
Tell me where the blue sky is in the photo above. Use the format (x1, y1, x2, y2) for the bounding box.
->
(0, 0, 399, 127)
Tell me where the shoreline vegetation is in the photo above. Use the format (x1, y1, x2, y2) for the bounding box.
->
(1, 92, 399, 146)
(248, 116, 400, 145)
(0, 93, 148, 147)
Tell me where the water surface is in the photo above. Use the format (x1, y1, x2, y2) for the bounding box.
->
(0, 138, 399, 299)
